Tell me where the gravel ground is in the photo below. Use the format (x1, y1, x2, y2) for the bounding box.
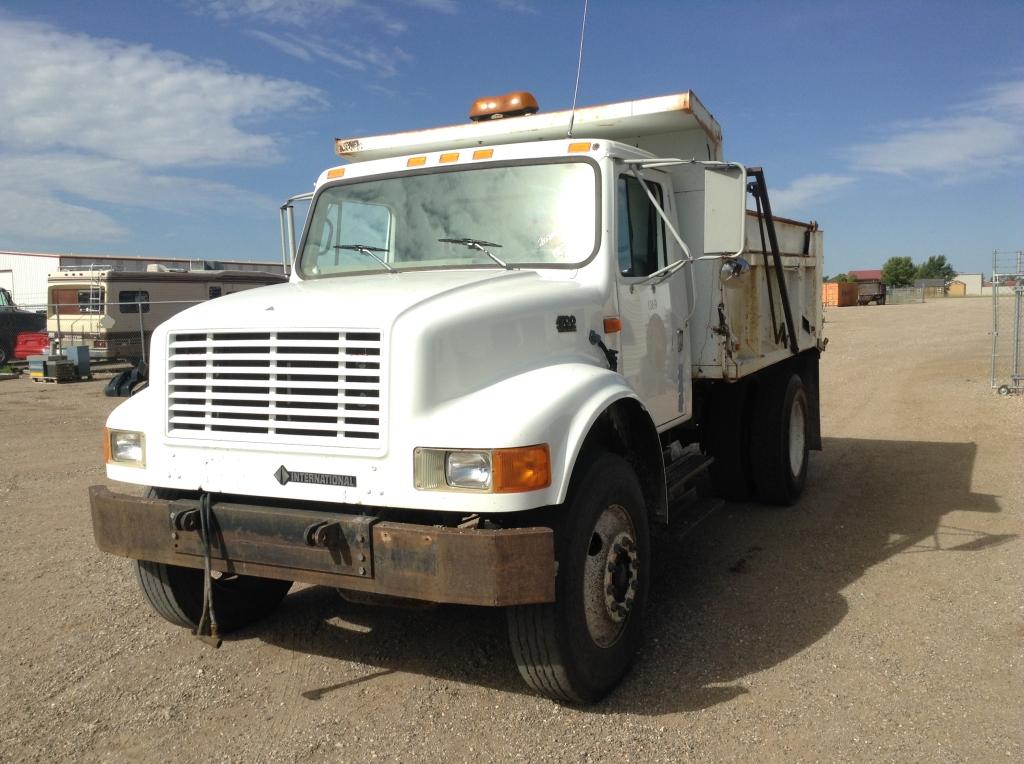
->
(0, 297, 1021, 762)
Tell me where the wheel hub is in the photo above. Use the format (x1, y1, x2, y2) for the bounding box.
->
(788, 394, 806, 476)
(582, 503, 639, 647)
(603, 533, 638, 622)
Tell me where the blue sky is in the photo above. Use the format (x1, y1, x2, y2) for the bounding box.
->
(0, 0, 1021, 277)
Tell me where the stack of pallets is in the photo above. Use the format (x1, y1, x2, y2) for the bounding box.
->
(28, 354, 77, 384)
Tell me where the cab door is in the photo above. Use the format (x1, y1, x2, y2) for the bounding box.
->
(614, 170, 688, 427)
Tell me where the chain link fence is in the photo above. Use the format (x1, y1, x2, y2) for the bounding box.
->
(990, 250, 1023, 395)
(885, 286, 924, 305)
(3, 297, 208, 365)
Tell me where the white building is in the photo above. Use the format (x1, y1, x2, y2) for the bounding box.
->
(954, 272, 983, 296)
(0, 251, 284, 310)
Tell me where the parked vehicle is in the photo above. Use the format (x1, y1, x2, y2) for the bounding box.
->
(47, 266, 284, 361)
(14, 331, 49, 360)
(857, 279, 886, 305)
(0, 287, 45, 365)
(90, 89, 824, 702)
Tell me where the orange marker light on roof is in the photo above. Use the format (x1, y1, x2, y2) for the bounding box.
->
(439, 152, 460, 163)
(469, 91, 539, 121)
(407, 156, 426, 167)
(472, 149, 494, 160)
(568, 142, 595, 153)
(326, 167, 345, 179)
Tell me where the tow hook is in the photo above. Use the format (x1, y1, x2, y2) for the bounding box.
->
(304, 520, 345, 548)
(171, 508, 200, 532)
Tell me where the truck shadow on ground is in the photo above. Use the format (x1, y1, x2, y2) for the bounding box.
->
(256, 437, 1012, 714)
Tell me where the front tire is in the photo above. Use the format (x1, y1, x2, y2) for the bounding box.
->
(507, 453, 650, 704)
(135, 561, 292, 632)
(134, 488, 292, 633)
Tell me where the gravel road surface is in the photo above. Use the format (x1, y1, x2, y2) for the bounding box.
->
(1, 297, 1021, 762)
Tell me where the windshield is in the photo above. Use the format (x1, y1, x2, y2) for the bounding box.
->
(298, 160, 599, 278)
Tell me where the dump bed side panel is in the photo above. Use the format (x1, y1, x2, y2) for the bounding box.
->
(688, 214, 823, 381)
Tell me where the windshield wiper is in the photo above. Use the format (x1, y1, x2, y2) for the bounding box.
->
(334, 244, 396, 273)
(438, 237, 513, 270)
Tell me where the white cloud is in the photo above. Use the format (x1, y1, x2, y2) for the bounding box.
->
(191, 0, 454, 29)
(245, 29, 410, 77)
(195, 0, 360, 25)
(769, 174, 855, 214)
(246, 29, 314, 61)
(0, 20, 319, 168)
(0, 189, 127, 242)
(849, 79, 1024, 178)
(492, 0, 539, 13)
(0, 18, 319, 245)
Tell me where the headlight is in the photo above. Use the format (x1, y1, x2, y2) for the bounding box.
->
(446, 451, 492, 490)
(106, 428, 146, 467)
(414, 445, 550, 493)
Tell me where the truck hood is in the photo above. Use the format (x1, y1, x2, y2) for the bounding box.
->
(164, 268, 569, 331)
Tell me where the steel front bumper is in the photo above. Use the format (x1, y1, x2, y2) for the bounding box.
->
(89, 486, 555, 606)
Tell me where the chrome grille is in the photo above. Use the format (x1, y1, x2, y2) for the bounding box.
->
(167, 330, 384, 448)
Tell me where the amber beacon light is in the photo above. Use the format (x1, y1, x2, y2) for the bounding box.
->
(469, 91, 539, 121)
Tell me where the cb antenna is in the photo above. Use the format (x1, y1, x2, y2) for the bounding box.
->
(567, 0, 590, 138)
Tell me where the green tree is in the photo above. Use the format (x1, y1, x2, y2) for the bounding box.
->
(916, 255, 956, 282)
(881, 256, 917, 287)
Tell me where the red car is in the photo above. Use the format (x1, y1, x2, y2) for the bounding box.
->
(14, 331, 49, 360)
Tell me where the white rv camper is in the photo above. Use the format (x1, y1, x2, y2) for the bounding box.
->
(48, 266, 284, 361)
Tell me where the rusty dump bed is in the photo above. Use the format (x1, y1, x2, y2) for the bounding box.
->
(89, 486, 555, 607)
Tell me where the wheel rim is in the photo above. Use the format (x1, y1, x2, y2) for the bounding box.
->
(582, 503, 639, 648)
(788, 394, 807, 477)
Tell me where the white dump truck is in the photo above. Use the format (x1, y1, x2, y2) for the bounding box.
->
(90, 90, 824, 703)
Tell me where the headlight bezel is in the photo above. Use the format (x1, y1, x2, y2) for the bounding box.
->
(106, 428, 146, 468)
(414, 444, 550, 494)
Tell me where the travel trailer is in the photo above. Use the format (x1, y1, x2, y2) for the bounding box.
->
(48, 266, 284, 361)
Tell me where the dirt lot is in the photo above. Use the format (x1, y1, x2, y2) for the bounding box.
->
(1, 297, 1021, 762)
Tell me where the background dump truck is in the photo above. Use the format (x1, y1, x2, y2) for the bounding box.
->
(48, 265, 285, 361)
(90, 90, 824, 703)
(857, 279, 886, 306)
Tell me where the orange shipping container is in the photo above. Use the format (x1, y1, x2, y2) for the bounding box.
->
(822, 282, 859, 307)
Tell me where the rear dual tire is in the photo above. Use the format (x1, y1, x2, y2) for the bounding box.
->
(704, 370, 810, 506)
(751, 372, 809, 505)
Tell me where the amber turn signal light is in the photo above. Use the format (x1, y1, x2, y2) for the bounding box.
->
(493, 444, 551, 493)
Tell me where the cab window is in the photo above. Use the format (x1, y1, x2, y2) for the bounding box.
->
(617, 176, 666, 277)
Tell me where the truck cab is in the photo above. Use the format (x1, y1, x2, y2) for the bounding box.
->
(91, 90, 823, 703)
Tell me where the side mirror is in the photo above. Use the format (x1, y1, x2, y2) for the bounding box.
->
(279, 192, 313, 277)
(703, 164, 747, 257)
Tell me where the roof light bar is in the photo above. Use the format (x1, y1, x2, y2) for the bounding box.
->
(470, 91, 539, 122)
